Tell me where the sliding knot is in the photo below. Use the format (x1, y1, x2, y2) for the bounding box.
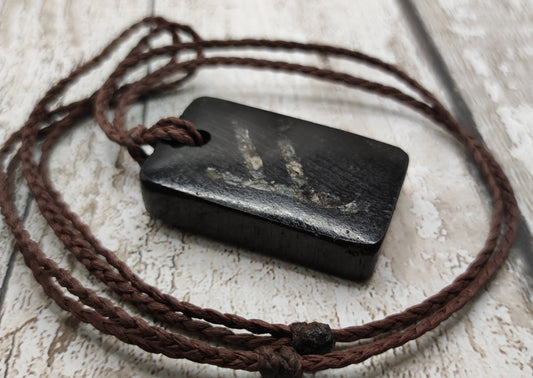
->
(127, 117, 204, 163)
(256, 345, 303, 378)
(289, 321, 335, 355)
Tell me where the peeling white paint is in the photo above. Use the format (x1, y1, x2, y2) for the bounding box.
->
(463, 49, 491, 77)
(497, 104, 533, 177)
(410, 191, 443, 239)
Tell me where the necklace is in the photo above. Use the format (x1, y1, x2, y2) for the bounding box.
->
(0, 17, 518, 377)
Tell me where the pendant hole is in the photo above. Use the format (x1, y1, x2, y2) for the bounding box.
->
(199, 130, 211, 145)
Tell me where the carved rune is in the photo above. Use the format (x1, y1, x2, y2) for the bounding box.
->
(205, 123, 359, 212)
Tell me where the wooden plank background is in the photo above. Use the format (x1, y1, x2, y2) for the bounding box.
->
(0, 0, 531, 377)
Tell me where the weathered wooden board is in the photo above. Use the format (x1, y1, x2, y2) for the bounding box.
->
(413, 0, 533, 230)
(0, 0, 531, 377)
(0, 0, 152, 376)
(0, 0, 152, 281)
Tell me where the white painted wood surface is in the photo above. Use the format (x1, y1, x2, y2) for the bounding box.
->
(415, 0, 533, 232)
(0, 0, 531, 377)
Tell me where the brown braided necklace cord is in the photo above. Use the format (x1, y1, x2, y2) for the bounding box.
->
(0, 17, 519, 377)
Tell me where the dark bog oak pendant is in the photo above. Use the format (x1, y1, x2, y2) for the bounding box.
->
(140, 97, 408, 280)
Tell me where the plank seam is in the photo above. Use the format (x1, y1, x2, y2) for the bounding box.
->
(0, 194, 33, 323)
(399, 0, 533, 304)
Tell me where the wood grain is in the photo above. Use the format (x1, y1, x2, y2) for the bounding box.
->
(0, 0, 531, 377)
(413, 0, 533, 230)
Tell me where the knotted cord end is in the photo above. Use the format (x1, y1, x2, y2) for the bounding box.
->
(289, 321, 335, 355)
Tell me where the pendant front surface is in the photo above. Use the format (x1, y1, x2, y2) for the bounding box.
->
(141, 97, 408, 280)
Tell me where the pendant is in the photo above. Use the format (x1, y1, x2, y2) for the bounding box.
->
(140, 97, 408, 280)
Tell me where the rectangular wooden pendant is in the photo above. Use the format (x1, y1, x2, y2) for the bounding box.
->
(140, 97, 408, 280)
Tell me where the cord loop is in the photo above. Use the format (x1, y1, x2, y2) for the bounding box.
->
(127, 117, 204, 163)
